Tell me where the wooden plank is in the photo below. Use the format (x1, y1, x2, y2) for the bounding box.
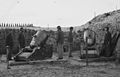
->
(72, 57, 116, 62)
(9, 59, 67, 66)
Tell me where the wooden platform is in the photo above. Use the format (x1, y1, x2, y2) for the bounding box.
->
(9, 58, 67, 66)
(72, 56, 116, 62)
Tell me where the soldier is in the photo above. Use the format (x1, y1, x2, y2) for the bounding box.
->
(6, 29, 14, 61)
(100, 27, 112, 57)
(68, 27, 74, 57)
(18, 27, 25, 50)
(56, 26, 64, 60)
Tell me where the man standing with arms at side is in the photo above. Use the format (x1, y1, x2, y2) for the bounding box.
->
(6, 29, 14, 69)
(100, 27, 111, 57)
(68, 27, 74, 57)
(56, 26, 64, 60)
(18, 27, 25, 50)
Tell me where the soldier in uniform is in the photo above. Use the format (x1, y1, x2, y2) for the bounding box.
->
(68, 27, 74, 57)
(100, 27, 112, 57)
(6, 29, 14, 61)
(56, 26, 64, 60)
(18, 27, 25, 50)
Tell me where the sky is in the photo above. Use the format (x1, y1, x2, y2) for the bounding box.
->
(0, 0, 120, 27)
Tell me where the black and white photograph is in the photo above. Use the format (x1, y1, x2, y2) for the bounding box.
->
(0, 0, 120, 77)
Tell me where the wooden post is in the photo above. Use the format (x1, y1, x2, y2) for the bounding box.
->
(6, 46, 10, 69)
(79, 43, 81, 58)
(86, 37, 88, 66)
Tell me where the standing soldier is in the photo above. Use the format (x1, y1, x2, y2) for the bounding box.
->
(6, 29, 14, 68)
(18, 27, 25, 50)
(6, 29, 13, 60)
(100, 27, 112, 57)
(56, 26, 64, 60)
(68, 27, 74, 57)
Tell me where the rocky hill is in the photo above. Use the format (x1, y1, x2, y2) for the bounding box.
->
(84, 9, 120, 30)
(79, 9, 120, 43)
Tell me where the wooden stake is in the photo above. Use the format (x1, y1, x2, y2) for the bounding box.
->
(6, 46, 10, 69)
(86, 37, 88, 66)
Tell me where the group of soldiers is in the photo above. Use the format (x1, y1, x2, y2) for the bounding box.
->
(0, 28, 36, 59)
(56, 25, 120, 64)
(1, 26, 75, 61)
(56, 26, 74, 60)
(1, 25, 120, 64)
(5, 28, 26, 60)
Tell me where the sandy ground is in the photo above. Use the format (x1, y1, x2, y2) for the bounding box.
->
(0, 51, 120, 77)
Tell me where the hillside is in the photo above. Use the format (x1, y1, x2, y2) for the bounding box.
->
(79, 9, 120, 43)
(81, 9, 120, 30)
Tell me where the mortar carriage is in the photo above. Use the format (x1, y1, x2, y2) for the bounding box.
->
(7, 30, 54, 62)
(80, 28, 100, 59)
